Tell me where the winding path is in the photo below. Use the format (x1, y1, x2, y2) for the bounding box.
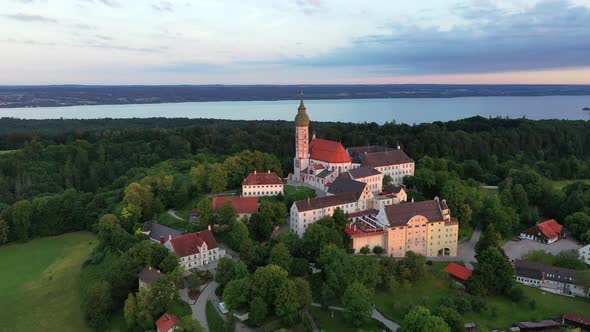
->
(167, 209, 185, 221)
(310, 303, 399, 331)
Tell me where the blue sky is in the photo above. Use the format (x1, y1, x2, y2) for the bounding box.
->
(2, 0, 590, 84)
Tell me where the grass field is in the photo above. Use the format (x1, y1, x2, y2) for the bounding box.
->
(550, 179, 590, 190)
(374, 262, 590, 330)
(0, 150, 16, 155)
(206, 301, 226, 332)
(309, 307, 389, 332)
(0, 232, 97, 332)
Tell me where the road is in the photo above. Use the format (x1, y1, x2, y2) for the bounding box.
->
(167, 209, 185, 221)
(457, 224, 482, 269)
(190, 281, 218, 331)
(310, 303, 399, 331)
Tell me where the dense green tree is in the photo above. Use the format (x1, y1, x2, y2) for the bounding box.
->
(249, 296, 268, 327)
(565, 212, 590, 243)
(124, 292, 138, 329)
(228, 220, 249, 250)
(223, 277, 251, 310)
(432, 306, 464, 332)
(342, 282, 373, 326)
(478, 194, 518, 237)
(275, 278, 311, 325)
(251, 264, 289, 306)
(196, 197, 213, 226)
(399, 306, 450, 332)
(396, 251, 427, 282)
(467, 247, 513, 296)
(303, 219, 343, 260)
(99, 213, 120, 226)
(208, 163, 228, 193)
(11, 199, 32, 242)
(84, 281, 113, 330)
(218, 201, 238, 225)
(0, 219, 8, 244)
(150, 276, 178, 314)
(239, 238, 257, 268)
(290, 257, 309, 276)
(383, 174, 393, 186)
(215, 257, 236, 291)
(270, 243, 292, 272)
(248, 213, 273, 242)
(178, 316, 205, 332)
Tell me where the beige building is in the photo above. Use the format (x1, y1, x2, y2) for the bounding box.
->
(346, 167, 384, 195)
(242, 171, 284, 197)
(346, 197, 458, 258)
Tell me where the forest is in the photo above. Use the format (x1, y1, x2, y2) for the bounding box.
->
(1, 115, 590, 331)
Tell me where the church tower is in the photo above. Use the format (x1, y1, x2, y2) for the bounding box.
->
(293, 93, 310, 180)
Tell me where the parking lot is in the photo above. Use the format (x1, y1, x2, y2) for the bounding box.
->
(502, 237, 581, 262)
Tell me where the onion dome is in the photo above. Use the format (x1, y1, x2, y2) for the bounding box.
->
(294, 93, 310, 127)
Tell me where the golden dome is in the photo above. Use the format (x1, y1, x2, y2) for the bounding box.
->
(294, 93, 309, 127)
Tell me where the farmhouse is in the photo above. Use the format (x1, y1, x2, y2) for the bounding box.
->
(212, 196, 259, 220)
(242, 171, 284, 197)
(141, 221, 183, 243)
(514, 260, 589, 297)
(579, 243, 590, 265)
(519, 219, 564, 244)
(156, 313, 179, 332)
(138, 266, 163, 289)
(164, 229, 225, 270)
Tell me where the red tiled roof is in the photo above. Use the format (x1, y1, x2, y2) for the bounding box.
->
(156, 313, 179, 332)
(345, 221, 385, 237)
(213, 196, 258, 214)
(310, 138, 351, 164)
(536, 219, 563, 239)
(564, 313, 590, 327)
(243, 172, 283, 186)
(313, 164, 325, 170)
(445, 263, 472, 281)
(169, 229, 218, 257)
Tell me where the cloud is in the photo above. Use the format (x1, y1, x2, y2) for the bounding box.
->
(281, 0, 590, 75)
(78, 0, 118, 7)
(2, 13, 58, 24)
(151, 1, 174, 12)
(296, 0, 322, 15)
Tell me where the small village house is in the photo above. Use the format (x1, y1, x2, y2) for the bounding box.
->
(519, 219, 564, 244)
(242, 170, 284, 197)
(212, 196, 259, 220)
(156, 313, 179, 332)
(165, 228, 226, 270)
(138, 266, 164, 290)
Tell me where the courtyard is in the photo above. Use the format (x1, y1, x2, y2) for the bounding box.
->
(502, 236, 582, 262)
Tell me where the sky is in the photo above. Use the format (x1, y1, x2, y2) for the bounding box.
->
(1, 0, 590, 84)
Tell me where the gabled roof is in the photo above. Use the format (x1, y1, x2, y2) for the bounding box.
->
(347, 145, 390, 163)
(383, 200, 445, 226)
(382, 184, 405, 195)
(444, 263, 472, 281)
(536, 219, 563, 239)
(138, 266, 163, 285)
(563, 313, 590, 327)
(212, 196, 258, 214)
(361, 149, 414, 168)
(348, 167, 381, 179)
(514, 260, 578, 284)
(310, 138, 351, 164)
(327, 176, 367, 199)
(243, 172, 283, 186)
(156, 313, 179, 332)
(294, 192, 358, 212)
(142, 222, 183, 242)
(169, 230, 218, 257)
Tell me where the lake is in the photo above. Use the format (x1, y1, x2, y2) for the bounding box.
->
(1, 95, 589, 124)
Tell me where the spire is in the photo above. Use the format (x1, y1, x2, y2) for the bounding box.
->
(298, 90, 306, 111)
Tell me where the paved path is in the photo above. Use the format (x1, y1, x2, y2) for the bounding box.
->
(310, 303, 399, 331)
(167, 209, 185, 221)
(190, 281, 217, 331)
(503, 236, 581, 262)
(429, 224, 482, 269)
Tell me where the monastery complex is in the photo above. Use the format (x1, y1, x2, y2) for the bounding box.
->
(287, 95, 459, 257)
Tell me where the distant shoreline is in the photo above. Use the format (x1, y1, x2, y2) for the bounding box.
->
(1, 84, 590, 109)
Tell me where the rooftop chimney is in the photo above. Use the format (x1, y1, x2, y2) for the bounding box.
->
(168, 234, 172, 241)
(268, 170, 270, 174)
(397, 145, 401, 150)
(254, 170, 257, 174)
(312, 131, 316, 140)
(208, 225, 211, 231)
(149, 266, 152, 270)
(411, 198, 414, 203)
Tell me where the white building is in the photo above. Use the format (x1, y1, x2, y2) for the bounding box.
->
(514, 260, 589, 297)
(242, 171, 284, 197)
(580, 244, 590, 266)
(290, 192, 361, 237)
(165, 228, 226, 270)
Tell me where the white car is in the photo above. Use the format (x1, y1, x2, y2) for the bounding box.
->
(218, 302, 229, 314)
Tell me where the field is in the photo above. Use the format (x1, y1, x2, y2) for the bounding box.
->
(550, 179, 590, 190)
(0, 232, 97, 332)
(374, 263, 590, 331)
(309, 307, 389, 332)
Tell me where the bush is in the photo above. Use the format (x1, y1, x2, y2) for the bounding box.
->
(373, 246, 384, 256)
(507, 286, 526, 303)
(291, 257, 309, 276)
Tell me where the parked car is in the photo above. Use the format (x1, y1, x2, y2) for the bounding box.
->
(218, 302, 228, 314)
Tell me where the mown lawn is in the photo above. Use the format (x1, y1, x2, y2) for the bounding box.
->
(0, 232, 97, 332)
(206, 301, 226, 332)
(550, 179, 590, 190)
(309, 307, 389, 332)
(374, 263, 590, 331)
